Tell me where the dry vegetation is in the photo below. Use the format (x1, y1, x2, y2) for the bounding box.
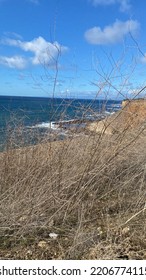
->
(1, 101, 146, 260)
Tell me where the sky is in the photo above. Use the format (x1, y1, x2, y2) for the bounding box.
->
(0, 0, 146, 99)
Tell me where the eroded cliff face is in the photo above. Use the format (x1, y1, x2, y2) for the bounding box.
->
(121, 99, 146, 128)
(87, 99, 146, 135)
(122, 99, 146, 118)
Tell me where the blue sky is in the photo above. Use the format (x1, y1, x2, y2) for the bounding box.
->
(0, 0, 146, 99)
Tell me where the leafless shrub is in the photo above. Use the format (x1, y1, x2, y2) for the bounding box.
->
(1, 43, 146, 259)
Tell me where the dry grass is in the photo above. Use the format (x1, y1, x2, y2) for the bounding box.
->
(1, 105, 146, 259)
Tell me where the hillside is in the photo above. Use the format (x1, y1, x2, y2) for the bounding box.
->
(87, 99, 146, 135)
(1, 104, 146, 259)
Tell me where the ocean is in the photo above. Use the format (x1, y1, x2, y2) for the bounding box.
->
(0, 95, 122, 151)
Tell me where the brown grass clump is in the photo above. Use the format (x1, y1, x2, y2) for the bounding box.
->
(1, 102, 146, 259)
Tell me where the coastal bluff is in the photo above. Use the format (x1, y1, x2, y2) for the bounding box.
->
(87, 98, 146, 135)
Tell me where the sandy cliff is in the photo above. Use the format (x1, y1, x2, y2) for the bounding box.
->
(87, 99, 146, 135)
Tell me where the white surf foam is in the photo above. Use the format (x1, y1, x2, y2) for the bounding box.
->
(30, 122, 59, 130)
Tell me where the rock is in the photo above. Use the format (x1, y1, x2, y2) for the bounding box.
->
(88, 119, 114, 135)
(49, 233, 58, 239)
(37, 240, 48, 249)
(26, 250, 32, 256)
(121, 227, 130, 235)
(19, 215, 27, 222)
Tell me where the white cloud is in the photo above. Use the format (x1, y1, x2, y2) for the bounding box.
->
(0, 55, 27, 69)
(3, 32, 23, 40)
(141, 55, 146, 64)
(90, 0, 131, 12)
(1, 36, 68, 69)
(84, 20, 139, 45)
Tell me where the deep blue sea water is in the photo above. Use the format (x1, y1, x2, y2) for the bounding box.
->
(0, 96, 122, 151)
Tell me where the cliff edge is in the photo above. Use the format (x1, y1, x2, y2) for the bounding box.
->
(87, 98, 146, 135)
